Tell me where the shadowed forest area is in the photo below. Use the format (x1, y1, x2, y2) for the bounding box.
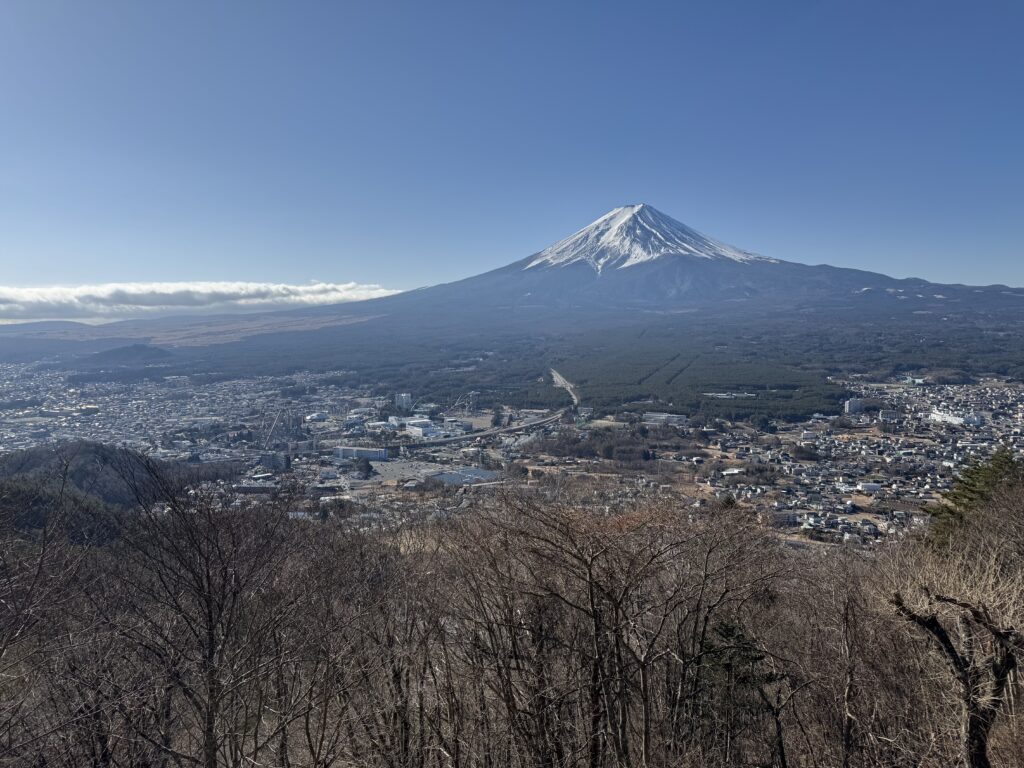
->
(1, 453, 1023, 768)
(22, 303, 1024, 424)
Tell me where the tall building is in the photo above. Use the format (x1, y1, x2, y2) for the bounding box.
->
(394, 392, 413, 410)
(844, 398, 865, 415)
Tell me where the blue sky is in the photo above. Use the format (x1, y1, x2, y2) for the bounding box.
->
(1, 0, 1022, 309)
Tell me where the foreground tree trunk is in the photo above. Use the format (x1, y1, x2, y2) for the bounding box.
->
(893, 592, 1018, 768)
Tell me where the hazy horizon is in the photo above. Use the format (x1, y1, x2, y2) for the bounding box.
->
(3, 199, 1024, 322)
(6, 199, 1024, 323)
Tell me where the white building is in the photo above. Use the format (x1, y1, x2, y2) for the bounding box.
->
(844, 398, 865, 415)
(643, 412, 688, 427)
(929, 410, 965, 426)
(334, 446, 389, 461)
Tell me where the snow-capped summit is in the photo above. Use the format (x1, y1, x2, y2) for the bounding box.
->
(525, 203, 776, 273)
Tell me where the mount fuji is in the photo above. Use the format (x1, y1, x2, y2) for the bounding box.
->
(525, 204, 775, 271)
(2, 203, 1023, 366)
(359, 203, 1011, 316)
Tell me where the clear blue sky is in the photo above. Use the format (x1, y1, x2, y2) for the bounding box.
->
(2, 0, 1022, 291)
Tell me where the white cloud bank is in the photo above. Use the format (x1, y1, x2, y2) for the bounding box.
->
(0, 281, 401, 321)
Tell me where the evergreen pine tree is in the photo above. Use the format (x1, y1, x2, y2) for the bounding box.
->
(944, 446, 1020, 512)
(933, 446, 1021, 543)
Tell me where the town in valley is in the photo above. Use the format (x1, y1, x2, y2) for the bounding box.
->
(3, 358, 1021, 545)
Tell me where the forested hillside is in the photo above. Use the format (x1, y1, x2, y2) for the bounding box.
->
(1, 454, 1022, 767)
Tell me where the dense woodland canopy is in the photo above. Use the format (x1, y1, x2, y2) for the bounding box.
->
(1, 451, 1023, 767)
(20, 300, 1024, 424)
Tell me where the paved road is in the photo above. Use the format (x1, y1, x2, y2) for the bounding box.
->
(383, 370, 578, 453)
(550, 368, 580, 406)
(385, 410, 565, 451)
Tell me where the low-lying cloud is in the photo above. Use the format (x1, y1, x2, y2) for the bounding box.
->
(0, 281, 401, 321)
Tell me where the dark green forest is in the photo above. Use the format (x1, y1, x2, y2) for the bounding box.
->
(47, 303, 1024, 421)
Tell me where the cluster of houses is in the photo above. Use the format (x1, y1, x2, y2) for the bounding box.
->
(692, 380, 1024, 545)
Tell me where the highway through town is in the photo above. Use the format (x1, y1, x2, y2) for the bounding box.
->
(385, 409, 566, 451)
(550, 368, 580, 406)
(384, 370, 578, 451)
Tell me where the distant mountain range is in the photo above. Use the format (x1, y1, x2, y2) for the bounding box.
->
(2, 205, 1024, 413)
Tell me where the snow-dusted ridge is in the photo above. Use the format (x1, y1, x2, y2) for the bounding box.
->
(525, 204, 778, 273)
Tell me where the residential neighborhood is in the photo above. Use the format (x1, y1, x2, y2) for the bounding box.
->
(2, 360, 1021, 544)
